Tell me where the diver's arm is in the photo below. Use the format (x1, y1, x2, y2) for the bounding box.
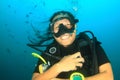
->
(32, 63, 62, 80)
(85, 63, 114, 80)
(32, 52, 83, 80)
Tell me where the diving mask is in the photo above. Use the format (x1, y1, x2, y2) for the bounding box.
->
(51, 23, 75, 37)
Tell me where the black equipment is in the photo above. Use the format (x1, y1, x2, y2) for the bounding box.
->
(27, 31, 101, 75)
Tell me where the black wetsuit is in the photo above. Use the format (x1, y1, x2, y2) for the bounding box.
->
(33, 37, 110, 78)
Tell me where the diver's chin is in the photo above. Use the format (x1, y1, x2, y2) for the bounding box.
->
(60, 33, 72, 40)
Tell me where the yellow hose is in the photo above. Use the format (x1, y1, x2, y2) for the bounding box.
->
(32, 52, 47, 64)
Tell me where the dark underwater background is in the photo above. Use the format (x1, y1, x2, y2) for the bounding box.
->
(0, 0, 120, 80)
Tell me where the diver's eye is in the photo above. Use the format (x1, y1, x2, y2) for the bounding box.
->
(53, 23, 73, 33)
(54, 26, 59, 33)
(65, 24, 72, 29)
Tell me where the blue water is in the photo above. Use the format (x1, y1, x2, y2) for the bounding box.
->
(0, 0, 120, 80)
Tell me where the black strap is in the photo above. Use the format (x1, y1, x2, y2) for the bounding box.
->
(77, 31, 100, 75)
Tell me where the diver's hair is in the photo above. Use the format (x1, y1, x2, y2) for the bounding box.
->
(50, 11, 75, 22)
(49, 11, 78, 25)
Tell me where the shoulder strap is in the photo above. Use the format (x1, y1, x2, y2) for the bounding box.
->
(77, 31, 101, 75)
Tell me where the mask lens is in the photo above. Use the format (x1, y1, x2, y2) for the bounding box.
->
(52, 23, 75, 37)
(53, 23, 72, 33)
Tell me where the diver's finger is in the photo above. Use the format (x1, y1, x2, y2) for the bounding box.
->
(75, 57, 85, 63)
(76, 63, 83, 68)
(71, 52, 81, 58)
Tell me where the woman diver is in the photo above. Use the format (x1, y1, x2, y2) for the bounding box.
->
(30, 11, 114, 80)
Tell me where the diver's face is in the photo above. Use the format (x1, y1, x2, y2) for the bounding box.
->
(53, 19, 76, 47)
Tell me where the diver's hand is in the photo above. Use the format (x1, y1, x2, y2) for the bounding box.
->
(57, 52, 84, 72)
